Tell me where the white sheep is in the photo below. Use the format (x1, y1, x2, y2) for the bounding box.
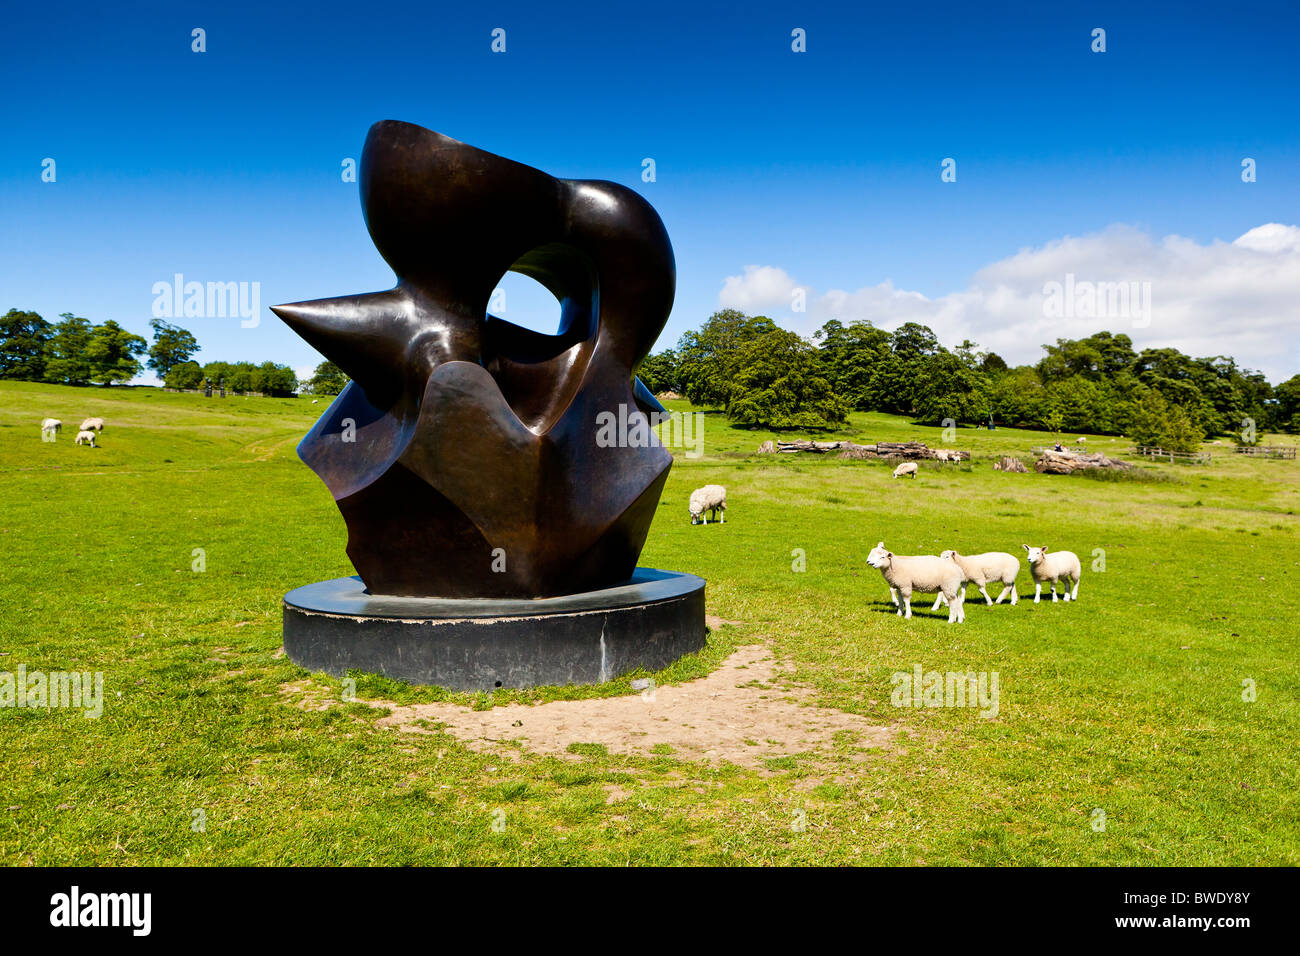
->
(930, 550, 1021, 610)
(1022, 545, 1081, 603)
(80, 417, 105, 432)
(866, 542, 965, 623)
(41, 418, 62, 439)
(892, 461, 918, 479)
(689, 484, 726, 525)
(74, 430, 98, 447)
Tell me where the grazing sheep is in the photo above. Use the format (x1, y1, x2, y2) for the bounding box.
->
(866, 542, 965, 623)
(931, 550, 1021, 609)
(80, 417, 105, 432)
(41, 418, 62, 439)
(689, 484, 727, 525)
(892, 461, 918, 479)
(74, 430, 98, 447)
(1022, 545, 1081, 603)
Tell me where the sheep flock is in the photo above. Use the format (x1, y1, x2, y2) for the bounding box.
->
(39, 415, 105, 447)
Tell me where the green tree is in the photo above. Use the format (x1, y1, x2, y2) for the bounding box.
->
(86, 320, 147, 384)
(1039, 331, 1136, 382)
(0, 309, 53, 381)
(981, 351, 1009, 374)
(987, 366, 1051, 428)
(879, 322, 943, 415)
(676, 309, 777, 410)
(165, 360, 204, 390)
(1273, 374, 1300, 433)
(257, 361, 297, 396)
(148, 318, 199, 379)
(814, 319, 892, 410)
(1120, 387, 1205, 453)
(201, 361, 231, 389)
(890, 322, 941, 361)
(304, 361, 350, 396)
(726, 329, 848, 430)
(634, 349, 680, 395)
(43, 313, 95, 385)
(1045, 375, 1118, 433)
(911, 351, 990, 425)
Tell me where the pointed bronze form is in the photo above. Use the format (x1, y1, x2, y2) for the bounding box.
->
(275, 120, 675, 598)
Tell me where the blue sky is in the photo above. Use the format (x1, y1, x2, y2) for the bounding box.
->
(3, 0, 1298, 382)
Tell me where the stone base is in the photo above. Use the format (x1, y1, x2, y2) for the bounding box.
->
(282, 568, 706, 691)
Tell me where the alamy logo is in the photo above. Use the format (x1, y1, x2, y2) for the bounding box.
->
(151, 273, 261, 327)
(49, 886, 151, 936)
(891, 664, 999, 718)
(1042, 273, 1151, 328)
(595, 404, 704, 458)
(0, 666, 103, 718)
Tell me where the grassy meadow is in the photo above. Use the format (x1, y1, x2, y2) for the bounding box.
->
(1, 379, 1297, 865)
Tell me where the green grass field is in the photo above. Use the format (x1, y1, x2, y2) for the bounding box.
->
(2, 380, 1297, 865)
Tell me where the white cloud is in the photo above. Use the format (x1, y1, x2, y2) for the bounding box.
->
(717, 223, 1300, 382)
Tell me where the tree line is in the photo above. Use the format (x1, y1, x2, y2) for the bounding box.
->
(0, 308, 298, 396)
(636, 310, 1300, 452)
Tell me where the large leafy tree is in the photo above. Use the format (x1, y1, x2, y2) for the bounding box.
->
(911, 350, 991, 425)
(86, 320, 147, 384)
(255, 361, 298, 396)
(986, 366, 1051, 428)
(0, 309, 53, 380)
(1119, 387, 1205, 452)
(889, 322, 941, 362)
(874, 322, 944, 416)
(1273, 374, 1300, 433)
(1039, 331, 1137, 382)
(198, 360, 296, 395)
(814, 319, 893, 410)
(1045, 375, 1119, 433)
(635, 349, 681, 395)
(727, 329, 848, 430)
(42, 313, 95, 385)
(164, 360, 204, 389)
(148, 318, 199, 378)
(304, 361, 350, 396)
(675, 309, 777, 410)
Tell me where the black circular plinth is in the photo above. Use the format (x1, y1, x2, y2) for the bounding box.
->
(282, 568, 706, 691)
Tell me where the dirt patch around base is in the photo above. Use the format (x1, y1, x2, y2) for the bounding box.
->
(369, 644, 894, 771)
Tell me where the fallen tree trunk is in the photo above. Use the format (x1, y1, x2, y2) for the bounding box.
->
(1035, 450, 1132, 474)
(757, 438, 967, 460)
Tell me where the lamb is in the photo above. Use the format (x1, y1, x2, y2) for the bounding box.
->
(930, 550, 1020, 609)
(41, 418, 62, 439)
(80, 417, 105, 432)
(1022, 545, 1081, 603)
(688, 484, 726, 525)
(74, 430, 98, 447)
(892, 461, 918, 479)
(866, 542, 965, 623)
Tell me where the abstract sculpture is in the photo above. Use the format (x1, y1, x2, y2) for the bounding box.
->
(273, 120, 676, 599)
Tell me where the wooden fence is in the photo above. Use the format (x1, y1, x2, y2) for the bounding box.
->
(1232, 445, 1297, 459)
(1131, 446, 1213, 465)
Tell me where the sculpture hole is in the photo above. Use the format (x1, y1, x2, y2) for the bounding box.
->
(488, 271, 563, 336)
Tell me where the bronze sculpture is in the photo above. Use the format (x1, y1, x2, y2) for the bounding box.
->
(273, 120, 675, 599)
